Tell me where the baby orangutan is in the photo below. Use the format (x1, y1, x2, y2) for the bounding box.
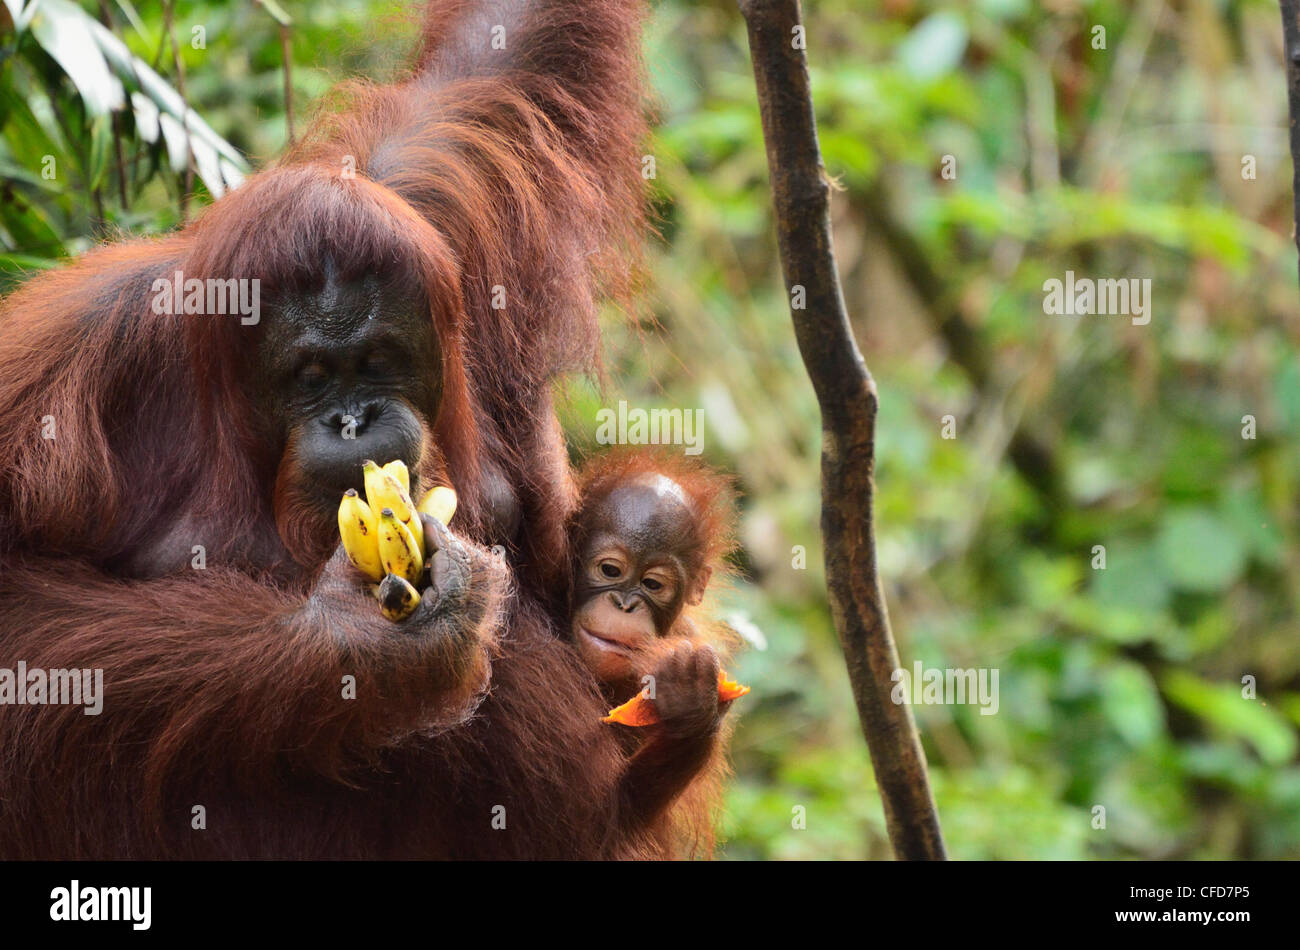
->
(568, 451, 739, 856)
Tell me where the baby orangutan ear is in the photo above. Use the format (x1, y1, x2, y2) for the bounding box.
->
(686, 565, 713, 606)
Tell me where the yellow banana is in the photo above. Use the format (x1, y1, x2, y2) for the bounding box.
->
(377, 506, 422, 585)
(378, 573, 421, 622)
(364, 459, 424, 563)
(337, 489, 384, 581)
(382, 459, 410, 496)
(417, 485, 458, 526)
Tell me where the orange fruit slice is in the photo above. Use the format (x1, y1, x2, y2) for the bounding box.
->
(602, 693, 659, 727)
(601, 670, 750, 726)
(717, 672, 751, 702)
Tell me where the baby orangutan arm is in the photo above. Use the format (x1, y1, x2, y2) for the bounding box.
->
(617, 640, 728, 830)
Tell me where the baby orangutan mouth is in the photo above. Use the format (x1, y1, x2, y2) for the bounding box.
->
(580, 625, 637, 656)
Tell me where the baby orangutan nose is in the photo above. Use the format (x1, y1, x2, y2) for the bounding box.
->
(611, 591, 644, 613)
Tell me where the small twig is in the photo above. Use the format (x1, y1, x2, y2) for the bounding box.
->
(91, 185, 106, 235)
(1024, 29, 1062, 191)
(280, 24, 294, 145)
(737, 0, 946, 860)
(1281, 0, 1300, 284)
(255, 0, 295, 146)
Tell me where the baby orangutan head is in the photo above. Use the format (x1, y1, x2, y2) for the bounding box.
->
(571, 471, 717, 685)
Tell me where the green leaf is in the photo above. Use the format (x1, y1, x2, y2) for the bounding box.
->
(85, 113, 113, 194)
(1090, 542, 1170, 613)
(1, 81, 68, 164)
(1100, 663, 1165, 746)
(111, 0, 147, 38)
(1155, 508, 1245, 593)
(1218, 487, 1284, 566)
(1162, 671, 1297, 765)
(28, 0, 125, 117)
(258, 0, 293, 27)
(0, 188, 66, 257)
(3, 0, 37, 31)
(86, 16, 248, 193)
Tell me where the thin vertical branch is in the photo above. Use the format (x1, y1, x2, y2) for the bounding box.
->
(1282, 0, 1300, 284)
(90, 185, 106, 235)
(280, 23, 295, 146)
(256, 0, 296, 147)
(737, 0, 946, 860)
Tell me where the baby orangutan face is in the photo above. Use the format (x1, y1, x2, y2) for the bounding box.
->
(571, 475, 711, 686)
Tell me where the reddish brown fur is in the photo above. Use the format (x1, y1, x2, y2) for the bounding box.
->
(0, 0, 679, 859)
(570, 448, 741, 857)
(571, 448, 738, 585)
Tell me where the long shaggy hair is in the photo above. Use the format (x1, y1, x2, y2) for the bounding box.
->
(0, 0, 695, 860)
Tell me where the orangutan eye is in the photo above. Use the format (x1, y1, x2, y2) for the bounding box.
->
(600, 562, 622, 579)
(298, 361, 329, 390)
(641, 570, 677, 600)
(360, 352, 393, 378)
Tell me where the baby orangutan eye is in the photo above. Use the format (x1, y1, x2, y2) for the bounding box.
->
(642, 577, 663, 592)
(600, 561, 622, 579)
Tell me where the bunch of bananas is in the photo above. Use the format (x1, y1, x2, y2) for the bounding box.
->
(337, 459, 458, 622)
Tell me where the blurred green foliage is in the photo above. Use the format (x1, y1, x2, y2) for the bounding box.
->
(3, 0, 1298, 859)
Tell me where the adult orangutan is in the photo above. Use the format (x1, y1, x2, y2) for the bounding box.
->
(0, 0, 688, 859)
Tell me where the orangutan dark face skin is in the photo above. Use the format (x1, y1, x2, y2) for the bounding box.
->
(253, 270, 442, 512)
(571, 474, 712, 685)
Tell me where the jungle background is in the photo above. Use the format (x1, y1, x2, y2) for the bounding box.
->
(2, 0, 1297, 859)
